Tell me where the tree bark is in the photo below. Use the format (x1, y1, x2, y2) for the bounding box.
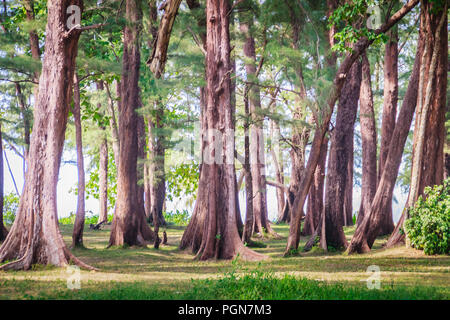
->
(348, 19, 425, 253)
(99, 134, 108, 224)
(322, 59, 362, 250)
(239, 3, 275, 238)
(357, 53, 378, 225)
(71, 74, 86, 248)
(180, 0, 266, 261)
(109, 0, 154, 247)
(15, 83, 31, 160)
(147, 0, 182, 78)
(0, 0, 95, 270)
(377, 21, 398, 235)
(284, 0, 420, 255)
(0, 122, 8, 241)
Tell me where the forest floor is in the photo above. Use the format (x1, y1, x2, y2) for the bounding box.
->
(0, 223, 448, 299)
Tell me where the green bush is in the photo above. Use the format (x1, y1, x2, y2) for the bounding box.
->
(58, 212, 113, 225)
(163, 209, 190, 226)
(2, 192, 19, 225)
(405, 178, 449, 255)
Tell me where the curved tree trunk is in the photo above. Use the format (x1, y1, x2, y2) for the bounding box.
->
(0, 0, 95, 270)
(357, 53, 378, 225)
(109, 0, 154, 247)
(180, 0, 266, 261)
(302, 136, 327, 236)
(348, 23, 424, 253)
(72, 74, 86, 248)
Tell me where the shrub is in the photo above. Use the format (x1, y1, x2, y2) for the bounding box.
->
(58, 212, 113, 225)
(163, 209, 190, 226)
(2, 192, 19, 225)
(405, 178, 449, 255)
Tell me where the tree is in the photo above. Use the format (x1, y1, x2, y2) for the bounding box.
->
(387, 0, 448, 248)
(357, 53, 377, 225)
(0, 0, 95, 270)
(71, 73, 86, 248)
(285, 0, 420, 255)
(347, 10, 425, 253)
(180, 0, 265, 261)
(376, 2, 399, 234)
(0, 121, 8, 241)
(109, 0, 154, 247)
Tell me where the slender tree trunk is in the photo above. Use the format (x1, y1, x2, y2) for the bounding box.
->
(98, 134, 108, 224)
(348, 21, 424, 253)
(0, 0, 95, 270)
(377, 24, 398, 235)
(270, 120, 285, 223)
(357, 53, 378, 225)
(104, 81, 120, 165)
(109, 0, 154, 247)
(285, 0, 420, 256)
(180, 0, 266, 261)
(239, 4, 275, 238)
(386, 1, 447, 248)
(343, 137, 354, 226)
(72, 74, 86, 248)
(0, 122, 8, 241)
(15, 83, 31, 160)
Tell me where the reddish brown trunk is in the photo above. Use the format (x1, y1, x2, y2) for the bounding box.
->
(322, 59, 361, 250)
(357, 54, 378, 225)
(99, 134, 108, 224)
(387, 1, 447, 248)
(377, 26, 398, 235)
(0, 122, 8, 241)
(348, 23, 424, 253)
(343, 137, 354, 226)
(285, 0, 420, 255)
(15, 83, 31, 159)
(0, 0, 95, 270)
(302, 137, 327, 236)
(180, 0, 265, 261)
(72, 74, 86, 248)
(109, 0, 154, 247)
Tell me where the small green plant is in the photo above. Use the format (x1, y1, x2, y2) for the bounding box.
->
(405, 178, 449, 255)
(163, 209, 190, 226)
(58, 212, 113, 225)
(3, 192, 19, 225)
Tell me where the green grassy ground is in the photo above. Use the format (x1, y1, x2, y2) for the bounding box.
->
(0, 223, 448, 299)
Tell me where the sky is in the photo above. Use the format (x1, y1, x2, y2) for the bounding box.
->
(2, 147, 407, 224)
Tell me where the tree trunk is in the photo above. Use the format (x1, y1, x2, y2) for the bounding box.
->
(109, 0, 154, 247)
(322, 59, 361, 250)
(302, 136, 327, 236)
(15, 83, 31, 160)
(239, 5, 275, 238)
(377, 23, 398, 235)
(284, 0, 420, 256)
(357, 53, 378, 225)
(348, 21, 424, 253)
(147, 0, 182, 78)
(104, 81, 120, 165)
(71, 74, 86, 248)
(0, 122, 8, 241)
(180, 0, 266, 261)
(343, 136, 354, 226)
(99, 134, 108, 224)
(386, 1, 447, 248)
(0, 0, 95, 270)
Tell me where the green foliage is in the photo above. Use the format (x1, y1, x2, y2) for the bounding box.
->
(2, 192, 19, 225)
(405, 179, 450, 255)
(58, 213, 113, 226)
(163, 209, 190, 226)
(166, 163, 199, 202)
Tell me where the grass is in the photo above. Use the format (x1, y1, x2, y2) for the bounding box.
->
(0, 223, 448, 300)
